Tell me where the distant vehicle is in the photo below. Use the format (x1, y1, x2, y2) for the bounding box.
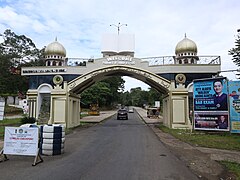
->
(128, 107, 134, 113)
(147, 107, 159, 118)
(117, 109, 128, 120)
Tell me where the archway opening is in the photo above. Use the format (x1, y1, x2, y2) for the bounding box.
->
(67, 66, 171, 123)
(37, 84, 51, 124)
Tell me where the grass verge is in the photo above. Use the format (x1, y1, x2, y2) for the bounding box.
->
(220, 161, 240, 180)
(158, 124, 240, 150)
(158, 124, 240, 179)
(0, 118, 22, 139)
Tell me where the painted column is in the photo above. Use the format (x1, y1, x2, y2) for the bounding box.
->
(26, 90, 38, 118)
(49, 82, 68, 126)
(169, 81, 192, 129)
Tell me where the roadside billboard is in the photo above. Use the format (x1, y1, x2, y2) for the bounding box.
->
(193, 77, 229, 131)
(228, 81, 240, 133)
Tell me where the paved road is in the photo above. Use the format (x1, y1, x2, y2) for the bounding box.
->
(0, 111, 198, 180)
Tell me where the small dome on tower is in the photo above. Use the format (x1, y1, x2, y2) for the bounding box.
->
(45, 38, 66, 57)
(175, 34, 197, 55)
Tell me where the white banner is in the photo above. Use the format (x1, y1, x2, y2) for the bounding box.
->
(4, 127, 38, 156)
(0, 101, 5, 120)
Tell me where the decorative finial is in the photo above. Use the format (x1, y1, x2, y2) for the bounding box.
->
(184, 33, 187, 38)
(55, 37, 58, 41)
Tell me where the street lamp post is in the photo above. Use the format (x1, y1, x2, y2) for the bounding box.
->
(110, 22, 127, 35)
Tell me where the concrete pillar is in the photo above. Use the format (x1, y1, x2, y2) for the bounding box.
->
(67, 94, 81, 128)
(163, 81, 192, 129)
(26, 90, 38, 118)
(49, 82, 68, 126)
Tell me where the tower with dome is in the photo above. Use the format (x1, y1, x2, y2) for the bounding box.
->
(175, 34, 199, 64)
(44, 38, 67, 66)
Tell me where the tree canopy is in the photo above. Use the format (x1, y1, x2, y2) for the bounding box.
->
(80, 77, 125, 108)
(0, 29, 44, 98)
(229, 31, 240, 66)
(80, 78, 163, 109)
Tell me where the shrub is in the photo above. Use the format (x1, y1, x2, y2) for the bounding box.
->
(21, 116, 36, 124)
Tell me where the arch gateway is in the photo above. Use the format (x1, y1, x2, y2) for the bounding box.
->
(21, 35, 221, 129)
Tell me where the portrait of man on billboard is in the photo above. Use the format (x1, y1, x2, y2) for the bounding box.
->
(212, 79, 228, 110)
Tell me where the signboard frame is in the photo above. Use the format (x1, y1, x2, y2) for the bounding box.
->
(193, 77, 229, 131)
(0, 127, 43, 166)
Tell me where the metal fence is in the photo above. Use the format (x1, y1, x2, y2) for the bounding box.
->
(67, 55, 221, 66)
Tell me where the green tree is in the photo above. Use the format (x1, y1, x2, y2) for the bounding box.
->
(0, 29, 41, 65)
(229, 31, 240, 66)
(103, 76, 125, 105)
(130, 87, 143, 106)
(148, 88, 163, 106)
(80, 77, 125, 108)
(0, 29, 44, 100)
(119, 86, 163, 108)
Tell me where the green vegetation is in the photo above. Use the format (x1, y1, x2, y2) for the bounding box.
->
(159, 124, 240, 179)
(80, 77, 125, 109)
(0, 118, 22, 139)
(220, 161, 240, 180)
(0, 29, 45, 99)
(119, 87, 162, 108)
(159, 124, 240, 150)
(229, 30, 240, 67)
(20, 116, 36, 124)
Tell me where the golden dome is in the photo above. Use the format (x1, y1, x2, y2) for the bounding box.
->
(175, 35, 197, 55)
(45, 38, 66, 57)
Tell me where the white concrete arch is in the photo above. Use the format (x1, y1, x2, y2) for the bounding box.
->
(38, 83, 52, 93)
(67, 65, 171, 94)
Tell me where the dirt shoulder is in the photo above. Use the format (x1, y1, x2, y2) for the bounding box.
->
(150, 125, 237, 180)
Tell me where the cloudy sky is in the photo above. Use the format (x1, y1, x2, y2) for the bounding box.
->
(0, 0, 239, 91)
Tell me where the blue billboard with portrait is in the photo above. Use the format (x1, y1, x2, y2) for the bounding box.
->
(193, 77, 229, 131)
(228, 81, 240, 133)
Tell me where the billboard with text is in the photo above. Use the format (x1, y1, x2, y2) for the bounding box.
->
(193, 77, 229, 131)
(228, 81, 240, 133)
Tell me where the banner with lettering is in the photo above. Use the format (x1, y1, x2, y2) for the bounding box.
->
(4, 127, 38, 156)
(228, 81, 240, 133)
(193, 77, 229, 131)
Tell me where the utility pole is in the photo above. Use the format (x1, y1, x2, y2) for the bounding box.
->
(110, 22, 127, 35)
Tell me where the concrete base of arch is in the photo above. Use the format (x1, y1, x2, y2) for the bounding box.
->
(48, 92, 80, 128)
(27, 82, 81, 128)
(48, 82, 81, 128)
(162, 83, 192, 129)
